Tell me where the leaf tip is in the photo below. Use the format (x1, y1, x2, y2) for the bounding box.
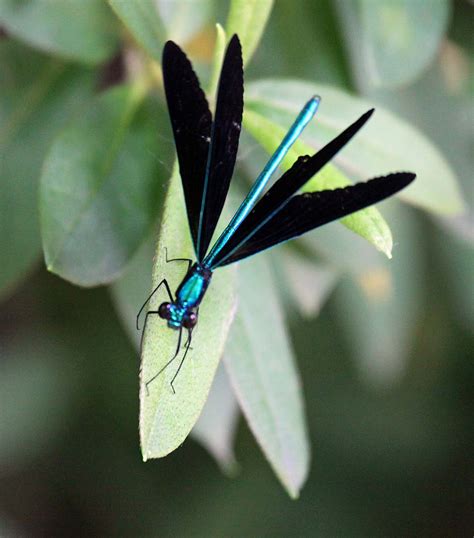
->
(369, 230, 393, 259)
(214, 22, 225, 36)
(287, 485, 301, 500)
(370, 220, 393, 259)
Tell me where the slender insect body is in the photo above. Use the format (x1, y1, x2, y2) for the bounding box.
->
(138, 34, 416, 391)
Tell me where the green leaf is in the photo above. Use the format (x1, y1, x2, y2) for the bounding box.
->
(0, 41, 95, 300)
(259, 0, 350, 87)
(108, 0, 166, 61)
(225, 256, 310, 498)
(192, 364, 240, 474)
(0, 0, 119, 64)
(226, 0, 273, 65)
(334, 203, 423, 387)
(110, 234, 155, 349)
(156, 0, 215, 44)
(336, 0, 450, 89)
(281, 251, 338, 318)
(301, 219, 385, 276)
(140, 165, 237, 459)
(365, 50, 472, 212)
(243, 107, 395, 258)
(110, 235, 240, 472)
(40, 84, 171, 286)
(245, 79, 465, 215)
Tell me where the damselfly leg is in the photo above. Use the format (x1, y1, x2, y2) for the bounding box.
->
(164, 246, 192, 272)
(145, 327, 184, 395)
(137, 278, 174, 360)
(170, 328, 193, 394)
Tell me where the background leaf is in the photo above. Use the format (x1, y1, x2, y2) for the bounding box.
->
(0, 0, 119, 64)
(40, 84, 172, 286)
(226, 0, 273, 65)
(245, 79, 464, 215)
(0, 40, 95, 300)
(108, 0, 166, 61)
(225, 256, 310, 498)
(281, 251, 338, 318)
(110, 233, 155, 348)
(356, 43, 473, 243)
(335, 0, 451, 90)
(250, 0, 349, 87)
(140, 166, 237, 459)
(301, 219, 385, 277)
(156, 0, 215, 44)
(334, 203, 423, 387)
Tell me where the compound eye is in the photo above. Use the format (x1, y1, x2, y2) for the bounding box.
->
(183, 311, 197, 329)
(158, 302, 172, 320)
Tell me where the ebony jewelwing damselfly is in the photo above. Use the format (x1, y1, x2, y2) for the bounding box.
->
(138, 34, 416, 392)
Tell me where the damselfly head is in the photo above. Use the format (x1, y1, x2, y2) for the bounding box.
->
(183, 311, 197, 329)
(158, 302, 172, 320)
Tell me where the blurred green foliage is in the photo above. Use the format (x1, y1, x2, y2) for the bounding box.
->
(0, 0, 472, 536)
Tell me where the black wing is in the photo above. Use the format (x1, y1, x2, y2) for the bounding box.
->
(196, 35, 243, 260)
(209, 109, 373, 268)
(162, 40, 212, 253)
(217, 172, 416, 266)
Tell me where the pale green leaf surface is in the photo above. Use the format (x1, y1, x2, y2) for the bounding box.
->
(108, 0, 166, 61)
(243, 107, 394, 257)
(140, 166, 237, 459)
(0, 0, 118, 64)
(40, 84, 170, 286)
(192, 363, 240, 474)
(156, 0, 214, 44)
(281, 251, 338, 318)
(440, 214, 474, 246)
(0, 41, 95, 300)
(226, 0, 273, 65)
(224, 256, 309, 498)
(245, 79, 464, 215)
(336, 0, 450, 89)
(301, 220, 386, 277)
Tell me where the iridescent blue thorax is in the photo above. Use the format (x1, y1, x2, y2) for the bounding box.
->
(165, 264, 212, 329)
